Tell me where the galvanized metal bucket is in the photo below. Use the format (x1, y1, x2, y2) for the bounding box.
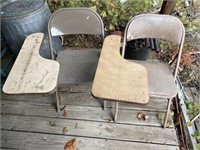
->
(1, 0, 61, 58)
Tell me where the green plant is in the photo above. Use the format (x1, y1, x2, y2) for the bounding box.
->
(47, 0, 66, 11)
(157, 111, 174, 127)
(192, 130, 200, 140)
(185, 100, 200, 119)
(186, 121, 193, 126)
(196, 143, 200, 150)
(48, 0, 200, 32)
(175, 1, 200, 31)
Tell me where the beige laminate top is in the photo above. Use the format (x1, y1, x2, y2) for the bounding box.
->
(92, 35, 149, 104)
(3, 33, 60, 94)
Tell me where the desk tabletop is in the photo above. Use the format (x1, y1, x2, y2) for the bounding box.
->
(3, 33, 60, 94)
(92, 35, 149, 104)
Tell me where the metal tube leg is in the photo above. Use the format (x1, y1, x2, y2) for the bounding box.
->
(114, 102, 118, 122)
(55, 88, 60, 112)
(103, 100, 107, 110)
(163, 98, 172, 128)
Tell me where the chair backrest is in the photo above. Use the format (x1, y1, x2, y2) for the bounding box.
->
(48, 7, 104, 59)
(122, 14, 185, 78)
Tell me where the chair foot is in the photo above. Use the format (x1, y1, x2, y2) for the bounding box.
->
(55, 88, 60, 112)
(114, 102, 118, 122)
(103, 100, 107, 110)
(163, 98, 172, 128)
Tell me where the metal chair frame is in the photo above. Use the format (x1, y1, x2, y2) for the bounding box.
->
(48, 7, 104, 60)
(125, 14, 184, 128)
(105, 14, 185, 128)
(48, 8, 104, 112)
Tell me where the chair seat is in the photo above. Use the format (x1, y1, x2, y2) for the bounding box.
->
(56, 49, 100, 86)
(130, 60, 177, 99)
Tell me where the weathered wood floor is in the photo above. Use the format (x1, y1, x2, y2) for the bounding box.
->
(1, 83, 179, 150)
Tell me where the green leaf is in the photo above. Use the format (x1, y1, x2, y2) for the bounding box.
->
(186, 121, 192, 126)
(49, 121, 56, 126)
(60, 0, 65, 7)
(170, 111, 174, 116)
(197, 136, 200, 140)
(196, 144, 200, 150)
(100, 11, 106, 17)
(192, 130, 200, 140)
(157, 113, 165, 121)
(108, 10, 113, 15)
(48, 0, 53, 6)
(185, 100, 200, 119)
(167, 120, 172, 126)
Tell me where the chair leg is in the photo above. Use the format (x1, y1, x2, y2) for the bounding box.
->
(103, 100, 107, 110)
(114, 102, 118, 122)
(55, 87, 60, 112)
(163, 98, 172, 128)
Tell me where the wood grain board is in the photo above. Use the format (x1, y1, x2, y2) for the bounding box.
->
(92, 35, 149, 103)
(1, 100, 167, 127)
(1, 90, 168, 111)
(1, 114, 177, 145)
(1, 83, 179, 149)
(1, 131, 178, 150)
(3, 33, 59, 94)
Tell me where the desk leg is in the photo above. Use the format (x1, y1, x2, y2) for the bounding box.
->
(55, 87, 60, 112)
(163, 98, 172, 128)
(103, 100, 107, 110)
(114, 102, 118, 122)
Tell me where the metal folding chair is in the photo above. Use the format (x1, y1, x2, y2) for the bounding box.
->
(121, 14, 185, 128)
(48, 8, 104, 111)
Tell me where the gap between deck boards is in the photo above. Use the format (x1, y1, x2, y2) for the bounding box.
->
(1, 114, 178, 146)
(1, 91, 168, 112)
(1, 99, 173, 127)
(1, 85, 179, 149)
(1, 130, 179, 150)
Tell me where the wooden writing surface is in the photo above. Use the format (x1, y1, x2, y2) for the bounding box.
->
(92, 35, 149, 104)
(3, 33, 60, 94)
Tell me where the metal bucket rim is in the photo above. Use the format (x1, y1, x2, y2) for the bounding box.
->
(1, 0, 46, 20)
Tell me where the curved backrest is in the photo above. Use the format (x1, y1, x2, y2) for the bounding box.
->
(122, 14, 185, 78)
(48, 7, 104, 59)
(48, 7, 104, 37)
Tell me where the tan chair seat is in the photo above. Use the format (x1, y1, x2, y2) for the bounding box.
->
(132, 60, 177, 98)
(56, 49, 100, 86)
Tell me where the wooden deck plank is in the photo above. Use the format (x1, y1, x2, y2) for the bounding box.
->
(1, 100, 165, 127)
(1, 130, 179, 150)
(1, 92, 168, 111)
(1, 83, 178, 149)
(1, 114, 178, 145)
(59, 93, 167, 111)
